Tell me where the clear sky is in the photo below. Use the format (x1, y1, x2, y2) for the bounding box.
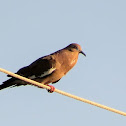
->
(0, 0, 126, 126)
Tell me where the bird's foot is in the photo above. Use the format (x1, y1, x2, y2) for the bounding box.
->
(47, 85, 55, 93)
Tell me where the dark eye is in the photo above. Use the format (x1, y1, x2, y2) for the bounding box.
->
(68, 45, 78, 52)
(68, 48, 73, 52)
(72, 45, 78, 50)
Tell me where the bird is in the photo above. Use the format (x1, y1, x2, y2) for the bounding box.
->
(0, 43, 86, 93)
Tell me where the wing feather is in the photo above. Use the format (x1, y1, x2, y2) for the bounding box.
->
(16, 55, 56, 79)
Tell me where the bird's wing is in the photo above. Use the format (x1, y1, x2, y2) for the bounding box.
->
(16, 55, 56, 79)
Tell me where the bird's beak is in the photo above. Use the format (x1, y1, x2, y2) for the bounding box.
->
(80, 51, 86, 56)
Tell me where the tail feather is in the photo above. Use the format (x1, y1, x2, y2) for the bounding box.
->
(0, 78, 17, 90)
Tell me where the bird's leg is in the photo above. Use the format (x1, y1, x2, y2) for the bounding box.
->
(47, 85, 55, 93)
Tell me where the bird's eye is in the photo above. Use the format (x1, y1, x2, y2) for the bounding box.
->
(68, 48, 73, 52)
(72, 45, 78, 50)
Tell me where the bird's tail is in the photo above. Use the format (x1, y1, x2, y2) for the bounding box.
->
(0, 78, 17, 90)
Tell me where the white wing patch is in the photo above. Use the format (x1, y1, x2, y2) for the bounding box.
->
(28, 67, 56, 79)
(29, 75, 36, 79)
(39, 67, 56, 78)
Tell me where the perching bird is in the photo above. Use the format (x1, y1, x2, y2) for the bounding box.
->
(0, 43, 86, 92)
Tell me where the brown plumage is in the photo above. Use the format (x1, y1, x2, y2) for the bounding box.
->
(0, 43, 86, 91)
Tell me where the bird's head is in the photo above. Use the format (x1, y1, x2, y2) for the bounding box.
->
(66, 43, 86, 56)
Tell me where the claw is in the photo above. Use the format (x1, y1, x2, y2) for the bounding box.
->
(47, 85, 55, 93)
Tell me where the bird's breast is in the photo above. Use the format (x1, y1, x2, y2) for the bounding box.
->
(70, 58, 76, 65)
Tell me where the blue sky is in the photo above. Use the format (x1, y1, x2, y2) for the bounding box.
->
(0, 0, 126, 126)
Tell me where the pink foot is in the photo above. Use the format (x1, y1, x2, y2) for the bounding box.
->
(47, 85, 55, 93)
